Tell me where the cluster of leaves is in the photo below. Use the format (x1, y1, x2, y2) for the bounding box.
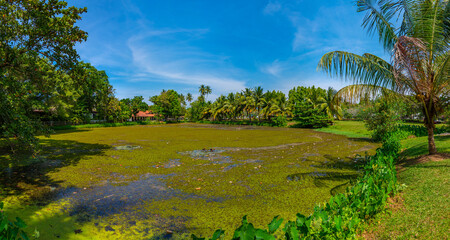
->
(289, 86, 338, 128)
(192, 216, 283, 240)
(196, 118, 286, 127)
(271, 115, 287, 127)
(291, 106, 333, 129)
(364, 100, 403, 141)
(317, 0, 449, 155)
(194, 134, 400, 239)
(0, 0, 127, 151)
(289, 86, 342, 120)
(150, 90, 185, 121)
(0, 202, 37, 240)
(397, 124, 449, 138)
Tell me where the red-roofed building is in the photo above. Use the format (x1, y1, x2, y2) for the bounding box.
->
(132, 111, 156, 121)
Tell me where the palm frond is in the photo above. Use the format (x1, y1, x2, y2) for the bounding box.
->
(318, 51, 396, 89)
(357, 0, 399, 50)
(409, 0, 448, 55)
(334, 84, 402, 104)
(433, 50, 450, 95)
(392, 0, 415, 36)
(393, 36, 429, 95)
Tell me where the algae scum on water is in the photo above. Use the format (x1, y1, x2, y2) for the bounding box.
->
(0, 124, 377, 239)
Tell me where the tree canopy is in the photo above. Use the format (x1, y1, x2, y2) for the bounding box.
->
(318, 0, 449, 154)
(1, 0, 89, 151)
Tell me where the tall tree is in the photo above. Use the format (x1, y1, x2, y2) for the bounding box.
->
(205, 86, 212, 97)
(199, 85, 206, 96)
(130, 96, 148, 117)
(1, 0, 88, 151)
(186, 93, 193, 103)
(150, 90, 183, 121)
(318, 0, 449, 154)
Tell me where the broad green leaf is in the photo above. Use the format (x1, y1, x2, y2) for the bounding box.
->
(15, 217, 27, 228)
(283, 223, 300, 240)
(210, 229, 225, 240)
(295, 213, 306, 226)
(255, 229, 274, 240)
(191, 234, 205, 240)
(267, 216, 283, 234)
(20, 231, 30, 240)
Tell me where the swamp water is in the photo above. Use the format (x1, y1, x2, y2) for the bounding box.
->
(0, 124, 376, 239)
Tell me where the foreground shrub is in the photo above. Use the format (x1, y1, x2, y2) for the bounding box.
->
(397, 124, 448, 138)
(196, 120, 285, 127)
(0, 202, 33, 240)
(365, 101, 402, 141)
(271, 116, 287, 127)
(291, 107, 333, 129)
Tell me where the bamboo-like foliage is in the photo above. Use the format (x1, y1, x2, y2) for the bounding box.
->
(318, 0, 449, 154)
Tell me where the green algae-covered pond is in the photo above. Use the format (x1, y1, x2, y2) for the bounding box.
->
(0, 124, 377, 239)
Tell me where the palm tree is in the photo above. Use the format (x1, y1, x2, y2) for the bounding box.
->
(316, 87, 343, 120)
(186, 93, 193, 103)
(318, 0, 449, 155)
(205, 86, 212, 97)
(199, 85, 207, 96)
(253, 86, 265, 121)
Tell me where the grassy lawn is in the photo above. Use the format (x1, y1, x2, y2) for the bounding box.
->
(314, 120, 449, 239)
(361, 158, 450, 239)
(315, 121, 371, 138)
(316, 121, 449, 157)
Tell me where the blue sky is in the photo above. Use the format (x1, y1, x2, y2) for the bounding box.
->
(68, 0, 387, 101)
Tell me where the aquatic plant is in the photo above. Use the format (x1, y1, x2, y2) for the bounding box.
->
(194, 132, 400, 239)
(0, 202, 32, 240)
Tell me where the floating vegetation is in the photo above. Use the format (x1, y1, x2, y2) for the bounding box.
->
(113, 145, 142, 151)
(179, 149, 232, 164)
(287, 171, 360, 189)
(1, 124, 377, 239)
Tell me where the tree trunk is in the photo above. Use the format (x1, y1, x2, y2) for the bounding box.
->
(427, 124, 437, 155)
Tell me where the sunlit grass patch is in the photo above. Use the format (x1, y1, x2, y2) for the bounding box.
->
(361, 158, 450, 239)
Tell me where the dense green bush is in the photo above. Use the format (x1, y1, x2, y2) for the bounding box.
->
(194, 133, 400, 239)
(196, 120, 285, 127)
(51, 121, 164, 130)
(292, 105, 333, 129)
(397, 124, 448, 138)
(365, 101, 402, 141)
(271, 116, 287, 127)
(0, 202, 33, 240)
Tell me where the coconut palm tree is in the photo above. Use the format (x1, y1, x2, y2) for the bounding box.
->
(318, 0, 449, 155)
(186, 93, 193, 103)
(316, 87, 343, 120)
(205, 86, 212, 97)
(253, 86, 265, 121)
(199, 85, 207, 96)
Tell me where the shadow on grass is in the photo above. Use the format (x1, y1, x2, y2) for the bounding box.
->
(407, 163, 450, 169)
(0, 139, 110, 198)
(348, 137, 375, 143)
(401, 135, 450, 158)
(287, 153, 365, 196)
(49, 128, 92, 135)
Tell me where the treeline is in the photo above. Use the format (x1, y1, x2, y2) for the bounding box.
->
(115, 85, 343, 128)
(184, 85, 341, 128)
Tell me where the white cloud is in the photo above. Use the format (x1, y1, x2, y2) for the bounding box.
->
(263, 1, 282, 15)
(260, 59, 285, 77)
(126, 30, 247, 94)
